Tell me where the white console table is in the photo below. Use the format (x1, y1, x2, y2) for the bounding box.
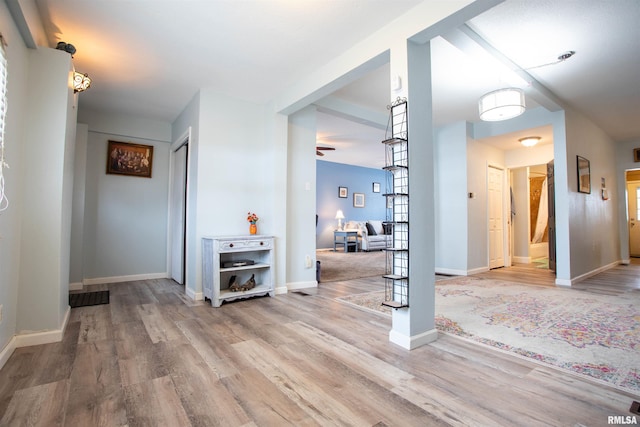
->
(202, 235, 275, 307)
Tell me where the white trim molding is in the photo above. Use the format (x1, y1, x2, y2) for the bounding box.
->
(512, 256, 531, 264)
(389, 328, 438, 350)
(1, 306, 71, 370)
(83, 272, 168, 286)
(69, 281, 83, 291)
(0, 336, 17, 371)
(435, 267, 468, 276)
(555, 260, 621, 287)
(275, 285, 289, 295)
(467, 266, 489, 275)
(286, 281, 317, 291)
(185, 286, 203, 301)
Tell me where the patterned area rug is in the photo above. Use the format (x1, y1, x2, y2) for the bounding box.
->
(337, 276, 640, 395)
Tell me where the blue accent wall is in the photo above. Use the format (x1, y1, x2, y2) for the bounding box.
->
(316, 160, 388, 249)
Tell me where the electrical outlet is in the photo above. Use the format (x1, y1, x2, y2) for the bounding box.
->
(305, 255, 312, 268)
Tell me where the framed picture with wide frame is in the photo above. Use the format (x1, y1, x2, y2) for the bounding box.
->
(577, 155, 590, 194)
(338, 186, 348, 198)
(107, 140, 154, 178)
(353, 192, 365, 208)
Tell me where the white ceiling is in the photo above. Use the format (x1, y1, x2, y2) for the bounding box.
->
(316, 0, 640, 167)
(32, 0, 640, 168)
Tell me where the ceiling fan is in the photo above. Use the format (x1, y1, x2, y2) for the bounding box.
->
(316, 146, 336, 156)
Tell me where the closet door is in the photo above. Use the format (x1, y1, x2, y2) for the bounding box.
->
(170, 144, 187, 284)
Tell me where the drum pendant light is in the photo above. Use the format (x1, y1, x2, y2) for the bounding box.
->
(479, 88, 525, 121)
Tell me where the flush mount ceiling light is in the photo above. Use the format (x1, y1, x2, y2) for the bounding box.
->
(73, 72, 91, 93)
(519, 136, 541, 147)
(479, 88, 525, 121)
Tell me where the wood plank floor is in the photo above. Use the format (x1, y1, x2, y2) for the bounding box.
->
(0, 272, 638, 426)
(475, 258, 640, 295)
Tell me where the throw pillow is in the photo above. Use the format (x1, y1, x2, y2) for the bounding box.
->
(366, 222, 377, 236)
(369, 220, 383, 234)
(383, 223, 393, 235)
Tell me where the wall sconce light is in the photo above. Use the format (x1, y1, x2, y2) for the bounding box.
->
(519, 136, 541, 147)
(56, 41, 76, 56)
(479, 88, 525, 121)
(73, 72, 91, 93)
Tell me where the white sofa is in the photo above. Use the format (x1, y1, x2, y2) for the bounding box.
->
(344, 220, 391, 251)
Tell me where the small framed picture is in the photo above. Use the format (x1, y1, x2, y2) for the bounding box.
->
(372, 182, 380, 193)
(634, 148, 640, 162)
(577, 155, 590, 194)
(107, 140, 154, 178)
(338, 186, 348, 198)
(353, 192, 365, 208)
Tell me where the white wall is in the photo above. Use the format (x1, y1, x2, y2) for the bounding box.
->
(192, 89, 275, 295)
(286, 106, 317, 289)
(0, 1, 29, 357)
(17, 47, 75, 333)
(510, 167, 529, 261)
(76, 110, 171, 282)
(505, 143, 554, 169)
(466, 137, 505, 271)
(69, 124, 88, 287)
(434, 121, 468, 274)
(564, 108, 620, 281)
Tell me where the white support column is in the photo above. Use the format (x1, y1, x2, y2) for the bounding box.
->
(286, 106, 319, 290)
(388, 39, 437, 350)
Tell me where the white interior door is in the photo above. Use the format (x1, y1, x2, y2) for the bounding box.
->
(627, 181, 640, 257)
(488, 166, 505, 269)
(170, 144, 187, 284)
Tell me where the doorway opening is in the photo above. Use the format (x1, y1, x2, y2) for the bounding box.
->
(625, 170, 640, 258)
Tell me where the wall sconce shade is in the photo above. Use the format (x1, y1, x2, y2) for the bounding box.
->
(73, 72, 91, 93)
(519, 136, 541, 147)
(479, 88, 525, 121)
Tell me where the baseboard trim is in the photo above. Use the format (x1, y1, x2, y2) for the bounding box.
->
(467, 266, 489, 275)
(0, 336, 17, 371)
(389, 328, 438, 350)
(14, 305, 71, 349)
(435, 267, 468, 276)
(184, 286, 203, 301)
(275, 285, 289, 295)
(287, 281, 317, 290)
(69, 282, 83, 291)
(83, 272, 168, 286)
(512, 256, 531, 264)
(555, 260, 621, 287)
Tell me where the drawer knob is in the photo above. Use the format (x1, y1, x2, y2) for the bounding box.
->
(229, 243, 234, 248)
(260, 241, 264, 246)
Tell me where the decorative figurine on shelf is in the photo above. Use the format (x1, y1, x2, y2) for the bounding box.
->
(228, 274, 256, 292)
(247, 211, 259, 235)
(228, 275, 240, 291)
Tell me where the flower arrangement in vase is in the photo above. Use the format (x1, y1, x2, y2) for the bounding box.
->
(247, 212, 259, 235)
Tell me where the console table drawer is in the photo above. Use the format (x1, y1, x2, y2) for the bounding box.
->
(219, 238, 272, 252)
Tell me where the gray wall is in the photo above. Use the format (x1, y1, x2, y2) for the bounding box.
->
(76, 110, 171, 281)
(0, 1, 28, 350)
(17, 47, 76, 333)
(564, 108, 620, 281)
(434, 122, 468, 274)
